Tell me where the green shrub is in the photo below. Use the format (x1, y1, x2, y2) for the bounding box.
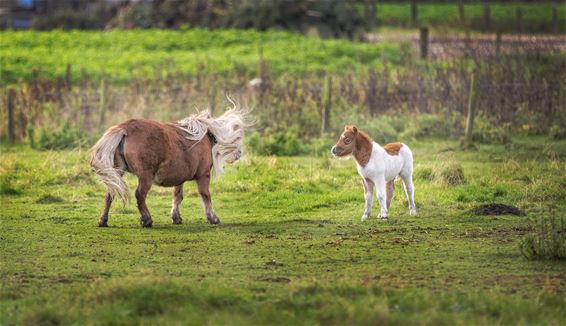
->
(548, 124, 566, 140)
(414, 166, 434, 181)
(472, 116, 511, 144)
(520, 215, 566, 260)
(32, 122, 85, 150)
(400, 113, 456, 140)
(245, 128, 307, 156)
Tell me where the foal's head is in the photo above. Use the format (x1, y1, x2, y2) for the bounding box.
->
(331, 125, 359, 157)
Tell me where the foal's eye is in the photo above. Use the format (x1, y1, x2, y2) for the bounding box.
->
(344, 138, 351, 144)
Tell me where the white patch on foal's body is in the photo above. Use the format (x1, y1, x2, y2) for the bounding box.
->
(356, 142, 416, 221)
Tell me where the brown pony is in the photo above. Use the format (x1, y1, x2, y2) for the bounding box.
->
(89, 109, 247, 227)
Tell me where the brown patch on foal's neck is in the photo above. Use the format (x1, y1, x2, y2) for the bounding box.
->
(353, 131, 373, 166)
(383, 142, 403, 156)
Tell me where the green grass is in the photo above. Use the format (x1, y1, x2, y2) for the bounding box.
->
(0, 29, 400, 85)
(1, 137, 566, 325)
(374, 3, 565, 33)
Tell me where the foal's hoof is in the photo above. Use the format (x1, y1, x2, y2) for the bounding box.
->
(98, 221, 108, 227)
(378, 214, 388, 220)
(208, 217, 221, 225)
(361, 215, 369, 222)
(172, 219, 183, 225)
(410, 209, 417, 216)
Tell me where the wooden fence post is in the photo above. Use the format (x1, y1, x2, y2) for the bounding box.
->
(458, 0, 465, 23)
(65, 64, 72, 90)
(98, 78, 107, 126)
(7, 89, 16, 143)
(495, 32, 502, 57)
(483, 1, 491, 32)
(364, 0, 377, 31)
(464, 73, 476, 149)
(209, 83, 217, 117)
(420, 27, 428, 59)
(321, 74, 332, 135)
(552, 3, 559, 34)
(516, 8, 523, 34)
(411, 0, 418, 27)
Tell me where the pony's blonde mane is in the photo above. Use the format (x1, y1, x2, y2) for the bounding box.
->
(176, 101, 248, 175)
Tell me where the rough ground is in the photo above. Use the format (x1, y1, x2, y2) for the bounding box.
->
(1, 137, 565, 325)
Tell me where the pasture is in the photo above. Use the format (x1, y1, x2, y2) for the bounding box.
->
(1, 137, 565, 325)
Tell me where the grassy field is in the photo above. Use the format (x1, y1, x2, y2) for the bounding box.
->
(374, 3, 565, 33)
(1, 137, 565, 325)
(0, 29, 400, 85)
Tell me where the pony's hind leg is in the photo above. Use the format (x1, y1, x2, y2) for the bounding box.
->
(135, 173, 154, 227)
(197, 175, 220, 224)
(171, 184, 184, 224)
(401, 174, 417, 216)
(98, 193, 113, 227)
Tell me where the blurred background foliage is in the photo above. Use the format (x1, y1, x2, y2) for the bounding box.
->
(0, 0, 565, 155)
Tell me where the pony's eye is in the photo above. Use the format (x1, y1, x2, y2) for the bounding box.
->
(344, 138, 351, 144)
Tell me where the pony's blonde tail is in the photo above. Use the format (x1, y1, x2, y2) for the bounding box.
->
(88, 126, 129, 202)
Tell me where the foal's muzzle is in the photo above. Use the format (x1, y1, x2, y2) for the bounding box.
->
(331, 146, 341, 157)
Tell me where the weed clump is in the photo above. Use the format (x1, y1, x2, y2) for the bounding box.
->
(414, 156, 465, 186)
(36, 194, 65, 204)
(520, 215, 566, 260)
(0, 175, 22, 195)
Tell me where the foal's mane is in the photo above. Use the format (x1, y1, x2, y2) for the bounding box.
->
(176, 102, 248, 175)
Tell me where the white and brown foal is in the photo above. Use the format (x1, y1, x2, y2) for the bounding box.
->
(331, 125, 416, 221)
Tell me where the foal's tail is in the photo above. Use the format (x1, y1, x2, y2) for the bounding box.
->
(88, 126, 129, 202)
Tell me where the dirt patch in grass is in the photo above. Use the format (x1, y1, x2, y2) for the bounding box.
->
(473, 204, 525, 216)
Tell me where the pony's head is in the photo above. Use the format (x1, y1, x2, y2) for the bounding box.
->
(331, 125, 359, 157)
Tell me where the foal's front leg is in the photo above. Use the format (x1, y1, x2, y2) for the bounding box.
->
(197, 175, 220, 224)
(170, 184, 184, 224)
(361, 178, 374, 222)
(374, 175, 388, 219)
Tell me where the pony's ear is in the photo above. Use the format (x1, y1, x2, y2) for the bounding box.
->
(352, 126, 358, 134)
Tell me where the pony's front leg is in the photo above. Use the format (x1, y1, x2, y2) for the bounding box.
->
(361, 178, 374, 221)
(170, 184, 184, 224)
(374, 176, 388, 219)
(197, 175, 220, 224)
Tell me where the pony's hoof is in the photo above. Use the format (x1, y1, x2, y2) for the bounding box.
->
(98, 221, 108, 227)
(172, 218, 183, 225)
(361, 215, 369, 222)
(140, 218, 153, 228)
(378, 214, 388, 220)
(208, 217, 221, 225)
(410, 209, 417, 216)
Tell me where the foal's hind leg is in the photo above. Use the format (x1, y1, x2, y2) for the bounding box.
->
(386, 180, 395, 211)
(400, 174, 417, 216)
(197, 175, 220, 224)
(98, 193, 113, 227)
(135, 173, 154, 227)
(171, 184, 184, 224)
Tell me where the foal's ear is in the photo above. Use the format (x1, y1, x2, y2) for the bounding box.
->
(352, 126, 358, 134)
